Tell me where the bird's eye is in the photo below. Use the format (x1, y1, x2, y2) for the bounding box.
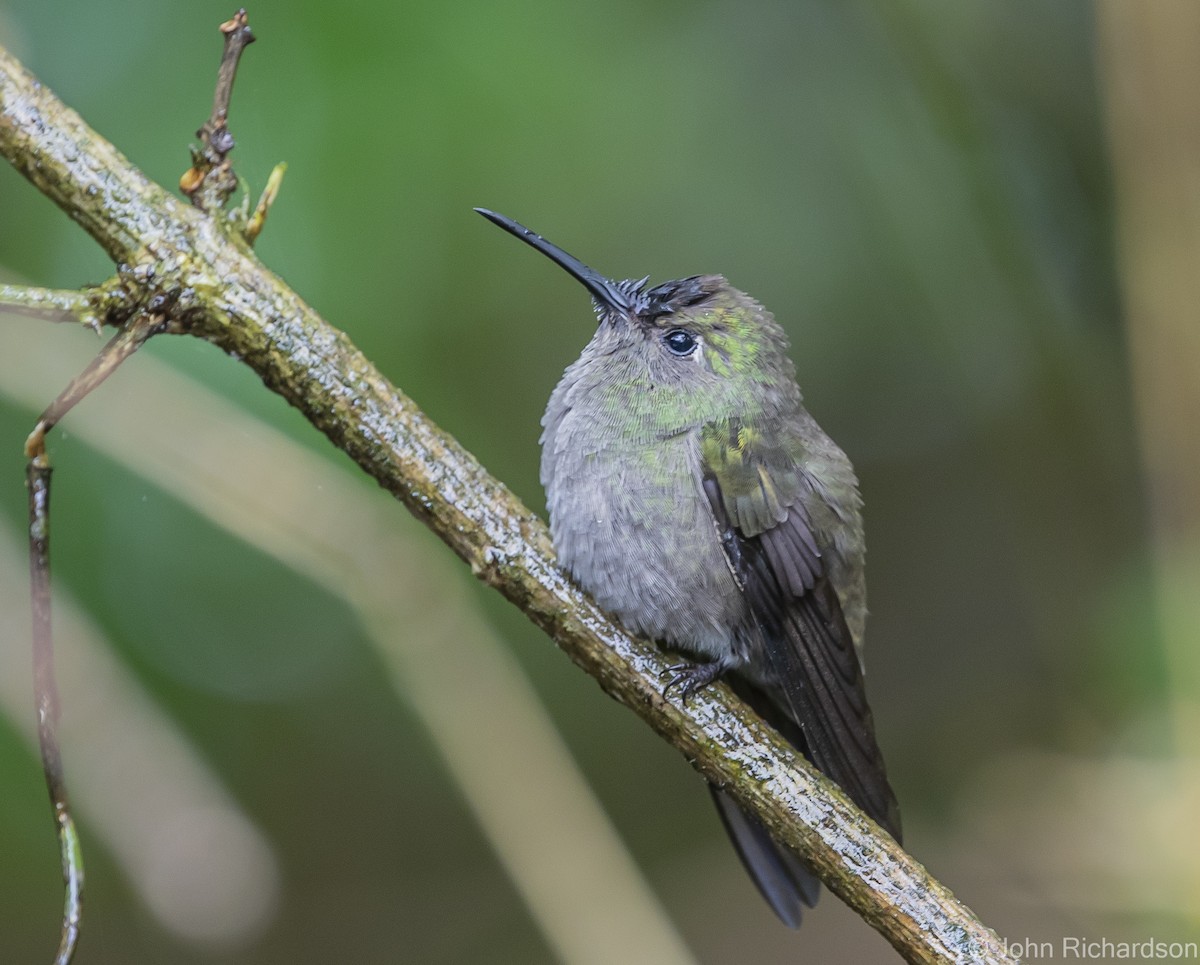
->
(663, 329, 698, 357)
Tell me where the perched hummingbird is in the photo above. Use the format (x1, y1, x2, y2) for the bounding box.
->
(476, 208, 901, 927)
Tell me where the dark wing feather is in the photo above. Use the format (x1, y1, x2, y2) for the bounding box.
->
(747, 524, 901, 839)
(701, 424, 902, 842)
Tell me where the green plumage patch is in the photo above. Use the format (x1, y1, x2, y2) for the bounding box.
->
(700, 416, 805, 538)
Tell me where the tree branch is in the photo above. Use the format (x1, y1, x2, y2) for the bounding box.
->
(0, 41, 1015, 964)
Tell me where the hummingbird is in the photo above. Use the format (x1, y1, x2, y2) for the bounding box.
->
(476, 208, 901, 927)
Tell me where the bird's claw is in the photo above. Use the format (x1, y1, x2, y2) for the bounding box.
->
(662, 659, 727, 703)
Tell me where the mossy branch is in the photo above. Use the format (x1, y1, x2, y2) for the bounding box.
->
(0, 42, 1016, 964)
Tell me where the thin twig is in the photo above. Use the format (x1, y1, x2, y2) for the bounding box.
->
(27, 455, 83, 965)
(180, 9, 256, 210)
(0, 285, 103, 333)
(21, 308, 167, 962)
(25, 310, 168, 459)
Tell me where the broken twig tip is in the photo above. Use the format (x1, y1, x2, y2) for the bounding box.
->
(220, 9, 256, 44)
(184, 8, 257, 211)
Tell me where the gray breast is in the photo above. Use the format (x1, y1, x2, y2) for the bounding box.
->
(541, 427, 747, 661)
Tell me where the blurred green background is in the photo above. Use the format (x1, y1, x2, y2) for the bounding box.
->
(1, 1, 1197, 962)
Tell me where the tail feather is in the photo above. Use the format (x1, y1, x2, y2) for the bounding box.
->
(711, 671, 900, 928)
(709, 786, 820, 928)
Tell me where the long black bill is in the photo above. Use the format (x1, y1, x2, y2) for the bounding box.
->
(474, 208, 635, 314)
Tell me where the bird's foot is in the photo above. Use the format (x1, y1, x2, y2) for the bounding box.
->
(663, 658, 729, 703)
